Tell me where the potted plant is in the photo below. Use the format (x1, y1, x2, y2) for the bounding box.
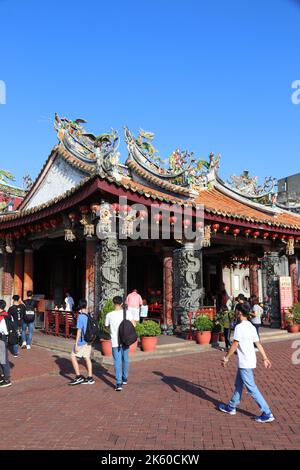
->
(211, 313, 223, 345)
(287, 304, 300, 332)
(98, 299, 114, 356)
(135, 320, 161, 352)
(193, 314, 213, 345)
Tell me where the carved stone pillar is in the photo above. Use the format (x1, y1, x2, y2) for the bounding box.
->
(173, 243, 204, 332)
(262, 252, 281, 328)
(2, 251, 14, 305)
(86, 239, 96, 312)
(163, 248, 173, 334)
(249, 254, 259, 298)
(14, 251, 24, 298)
(23, 249, 34, 297)
(98, 234, 127, 311)
(289, 255, 298, 305)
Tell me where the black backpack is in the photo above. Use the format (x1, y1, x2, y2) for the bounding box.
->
(4, 316, 18, 346)
(82, 313, 100, 344)
(24, 299, 36, 324)
(118, 306, 138, 348)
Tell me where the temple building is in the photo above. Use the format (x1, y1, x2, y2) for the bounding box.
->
(0, 115, 300, 332)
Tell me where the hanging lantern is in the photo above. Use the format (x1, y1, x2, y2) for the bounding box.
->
(280, 234, 286, 241)
(112, 202, 120, 214)
(154, 213, 162, 224)
(253, 231, 260, 239)
(49, 218, 58, 228)
(79, 205, 89, 215)
(263, 232, 269, 240)
(183, 219, 191, 228)
(43, 221, 50, 230)
(90, 203, 100, 215)
(244, 229, 252, 237)
(271, 233, 278, 241)
(138, 210, 147, 221)
(120, 204, 130, 214)
(169, 216, 177, 226)
(212, 223, 220, 234)
(223, 225, 230, 234)
(296, 236, 300, 243)
(196, 220, 204, 231)
(232, 228, 240, 238)
(68, 212, 77, 224)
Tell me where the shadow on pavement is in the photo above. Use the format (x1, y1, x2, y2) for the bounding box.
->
(152, 370, 254, 418)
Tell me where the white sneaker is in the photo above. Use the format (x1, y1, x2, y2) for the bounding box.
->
(26, 345, 31, 350)
(21, 342, 27, 349)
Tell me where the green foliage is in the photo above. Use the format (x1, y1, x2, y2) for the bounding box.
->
(212, 313, 224, 333)
(193, 314, 213, 332)
(99, 299, 114, 339)
(287, 303, 300, 325)
(135, 320, 161, 338)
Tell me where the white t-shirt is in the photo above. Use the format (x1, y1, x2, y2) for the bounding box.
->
(233, 320, 259, 369)
(0, 318, 8, 335)
(65, 296, 74, 312)
(105, 309, 134, 348)
(251, 304, 263, 325)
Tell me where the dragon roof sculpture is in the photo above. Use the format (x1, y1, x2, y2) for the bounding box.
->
(124, 126, 220, 189)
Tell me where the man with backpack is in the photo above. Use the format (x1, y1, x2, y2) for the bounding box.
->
(105, 296, 136, 391)
(0, 299, 14, 388)
(69, 299, 98, 385)
(21, 290, 37, 350)
(8, 295, 26, 357)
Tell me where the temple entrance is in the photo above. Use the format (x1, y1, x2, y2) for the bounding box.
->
(127, 245, 163, 303)
(33, 238, 85, 308)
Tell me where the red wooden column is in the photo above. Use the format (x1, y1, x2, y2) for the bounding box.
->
(2, 252, 14, 302)
(289, 255, 298, 305)
(23, 248, 34, 297)
(14, 251, 24, 297)
(85, 239, 96, 312)
(249, 254, 259, 298)
(163, 248, 173, 326)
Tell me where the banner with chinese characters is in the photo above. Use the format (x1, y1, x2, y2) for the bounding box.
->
(279, 276, 293, 328)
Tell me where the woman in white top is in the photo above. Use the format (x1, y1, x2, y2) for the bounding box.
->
(250, 296, 263, 338)
(140, 299, 148, 322)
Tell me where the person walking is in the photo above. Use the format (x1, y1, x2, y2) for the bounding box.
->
(69, 299, 95, 385)
(21, 290, 37, 350)
(126, 289, 142, 322)
(250, 296, 263, 338)
(105, 296, 135, 391)
(218, 303, 275, 423)
(0, 300, 12, 388)
(8, 295, 26, 357)
(222, 308, 233, 351)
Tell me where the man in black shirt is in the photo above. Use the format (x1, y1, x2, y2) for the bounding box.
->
(21, 291, 37, 350)
(8, 295, 26, 357)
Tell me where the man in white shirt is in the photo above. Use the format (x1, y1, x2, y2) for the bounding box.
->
(65, 293, 74, 312)
(0, 299, 12, 388)
(218, 303, 275, 423)
(105, 296, 135, 391)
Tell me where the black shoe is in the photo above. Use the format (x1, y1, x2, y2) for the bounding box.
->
(0, 375, 5, 384)
(115, 384, 123, 391)
(0, 380, 12, 388)
(82, 376, 95, 385)
(69, 375, 85, 386)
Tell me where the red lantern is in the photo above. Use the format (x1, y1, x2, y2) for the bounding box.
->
(223, 225, 230, 234)
(112, 202, 120, 214)
(296, 236, 300, 243)
(288, 235, 294, 241)
(183, 219, 191, 228)
(212, 223, 220, 234)
(154, 213, 162, 224)
(244, 229, 252, 237)
(280, 234, 286, 241)
(43, 221, 50, 230)
(120, 204, 130, 214)
(253, 231, 260, 239)
(79, 205, 89, 215)
(196, 220, 204, 231)
(271, 233, 278, 240)
(50, 218, 58, 228)
(232, 228, 240, 238)
(138, 210, 147, 221)
(263, 232, 269, 239)
(169, 216, 177, 226)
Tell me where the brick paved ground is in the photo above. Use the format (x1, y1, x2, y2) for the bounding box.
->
(1, 340, 299, 450)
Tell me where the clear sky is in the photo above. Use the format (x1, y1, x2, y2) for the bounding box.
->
(0, 0, 300, 188)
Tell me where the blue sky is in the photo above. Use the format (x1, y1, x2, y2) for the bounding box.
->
(0, 0, 300, 188)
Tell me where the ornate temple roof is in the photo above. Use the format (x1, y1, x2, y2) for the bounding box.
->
(1, 114, 300, 234)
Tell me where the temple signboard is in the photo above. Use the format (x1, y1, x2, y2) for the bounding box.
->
(279, 276, 293, 328)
